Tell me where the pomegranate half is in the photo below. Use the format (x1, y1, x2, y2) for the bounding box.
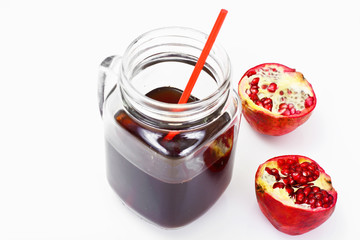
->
(255, 155, 337, 235)
(238, 63, 316, 136)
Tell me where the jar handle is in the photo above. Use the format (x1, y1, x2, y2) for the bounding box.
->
(98, 55, 117, 117)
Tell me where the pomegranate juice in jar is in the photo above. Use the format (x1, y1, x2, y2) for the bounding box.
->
(99, 27, 241, 228)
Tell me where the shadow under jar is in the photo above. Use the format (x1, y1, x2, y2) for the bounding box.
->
(98, 27, 241, 228)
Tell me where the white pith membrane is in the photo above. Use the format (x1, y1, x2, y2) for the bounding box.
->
(241, 65, 314, 115)
(257, 157, 334, 210)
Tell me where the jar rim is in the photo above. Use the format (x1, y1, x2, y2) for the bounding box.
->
(119, 26, 232, 122)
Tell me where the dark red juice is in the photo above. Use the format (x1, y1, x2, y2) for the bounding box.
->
(106, 87, 236, 228)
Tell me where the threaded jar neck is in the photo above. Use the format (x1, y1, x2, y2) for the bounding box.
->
(119, 27, 232, 128)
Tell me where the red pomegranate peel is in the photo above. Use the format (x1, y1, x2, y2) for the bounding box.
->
(164, 9, 228, 141)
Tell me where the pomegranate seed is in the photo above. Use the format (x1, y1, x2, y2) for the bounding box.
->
(277, 159, 285, 167)
(312, 186, 320, 193)
(291, 172, 301, 181)
(255, 100, 264, 107)
(300, 162, 310, 168)
(261, 84, 268, 89)
(298, 176, 307, 184)
(281, 169, 290, 176)
(282, 109, 291, 116)
(285, 186, 294, 195)
(279, 103, 287, 110)
(273, 182, 285, 189)
(296, 193, 305, 204)
(279, 90, 284, 95)
(268, 168, 273, 174)
(308, 197, 316, 205)
(287, 158, 297, 165)
(262, 98, 272, 105)
(296, 193, 305, 203)
(308, 163, 317, 171)
(302, 170, 311, 177)
(289, 178, 295, 185)
(288, 169, 295, 175)
(314, 192, 323, 200)
(265, 167, 281, 181)
(246, 69, 257, 77)
(307, 176, 315, 182)
(250, 86, 259, 94)
(251, 77, 260, 85)
(303, 186, 312, 196)
(267, 83, 277, 93)
(283, 177, 291, 185)
(290, 108, 296, 115)
(305, 96, 314, 108)
(315, 200, 323, 208)
(249, 93, 259, 101)
(321, 190, 329, 197)
(295, 188, 303, 194)
(264, 104, 272, 111)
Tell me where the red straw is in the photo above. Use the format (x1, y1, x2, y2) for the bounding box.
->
(179, 9, 228, 103)
(164, 9, 228, 141)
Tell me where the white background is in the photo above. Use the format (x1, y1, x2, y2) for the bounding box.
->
(1, 0, 359, 239)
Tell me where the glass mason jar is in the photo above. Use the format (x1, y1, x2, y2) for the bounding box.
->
(98, 27, 241, 228)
